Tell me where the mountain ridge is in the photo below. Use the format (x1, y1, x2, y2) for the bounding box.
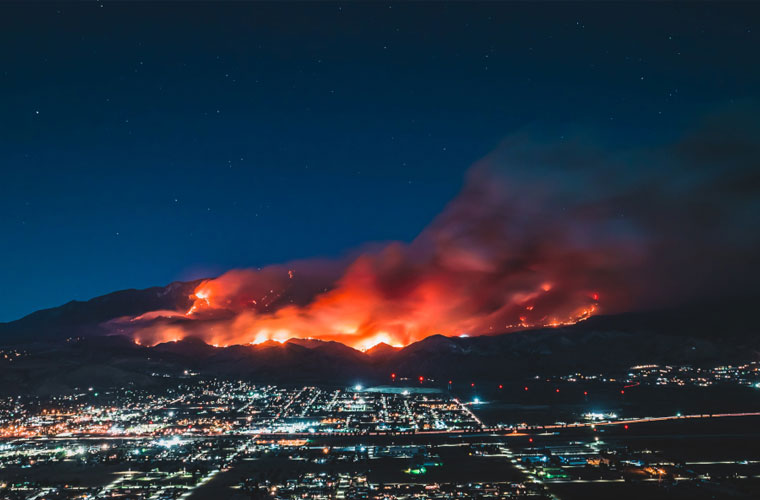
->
(1, 280, 758, 395)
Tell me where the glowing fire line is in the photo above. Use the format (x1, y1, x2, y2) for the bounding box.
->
(132, 269, 601, 350)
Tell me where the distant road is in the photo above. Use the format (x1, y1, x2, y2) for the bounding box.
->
(249, 411, 760, 438)
(9, 411, 760, 441)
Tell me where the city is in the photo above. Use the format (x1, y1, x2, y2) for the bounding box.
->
(2, 366, 760, 499)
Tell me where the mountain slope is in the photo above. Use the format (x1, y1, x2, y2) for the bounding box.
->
(0, 280, 202, 343)
(0, 283, 758, 394)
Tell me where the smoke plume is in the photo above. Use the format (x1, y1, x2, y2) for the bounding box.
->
(126, 108, 760, 350)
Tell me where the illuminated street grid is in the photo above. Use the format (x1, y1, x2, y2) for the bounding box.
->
(0, 381, 482, 440)
(552, 360, 760, 388)
(0, 382, 544, 500)
(2, 379, 760, 499)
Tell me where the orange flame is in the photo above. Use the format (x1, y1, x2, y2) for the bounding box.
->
(126, 162, 636, 349)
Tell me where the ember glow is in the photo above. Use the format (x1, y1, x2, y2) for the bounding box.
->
(126, 148, 647, 350)
(122, 116, 760, 350)
(173, 269, 599, 350)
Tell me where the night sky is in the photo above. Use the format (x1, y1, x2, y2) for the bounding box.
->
(2, 2, 759, 322)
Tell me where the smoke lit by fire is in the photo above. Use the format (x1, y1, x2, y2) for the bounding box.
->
(135, 262, 601, 351)
(128, 162, 623, 349)
(125, 112, 760, 350)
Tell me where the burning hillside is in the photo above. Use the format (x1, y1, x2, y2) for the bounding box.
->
(123, 114, 759, 350)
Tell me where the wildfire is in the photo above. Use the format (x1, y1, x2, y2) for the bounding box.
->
(125, 159, 632, 350)
(133, 265, 604, 350)
(355, 332, 404, 352)
(186, 288, 211, 315)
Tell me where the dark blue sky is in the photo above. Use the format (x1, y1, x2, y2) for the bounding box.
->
(1, 2, 758, 322)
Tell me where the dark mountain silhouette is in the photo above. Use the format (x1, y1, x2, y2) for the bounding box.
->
(0, 280, 203, 343)
(0, 280, 757, 395)
(365, 342, 401, 361)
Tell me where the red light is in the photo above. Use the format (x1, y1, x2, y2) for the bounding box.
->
(592, 292, 599, 301)
(555, 388, 560, 393)
(471, 383, 475, 387)
(419, 376, 424, 382)
(624, 424, 629, 430)
(448, 380, 452, 385)
(583, 391, 588, 396)
(498, 384, 503, 389)
(529, 438, 533, 443)
(620, 390, 625, 395)
(524, 386, 529, 391)
(391, 373, 396, 379)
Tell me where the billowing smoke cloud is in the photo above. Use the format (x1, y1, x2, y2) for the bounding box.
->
(126, 107, 760, 350)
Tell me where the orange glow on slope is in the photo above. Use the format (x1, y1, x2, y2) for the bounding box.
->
(354, 332, 404, 352)
(186, 288, 211, 315)
(124, 163, 637, 350)
(129, 261, 605, 350)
